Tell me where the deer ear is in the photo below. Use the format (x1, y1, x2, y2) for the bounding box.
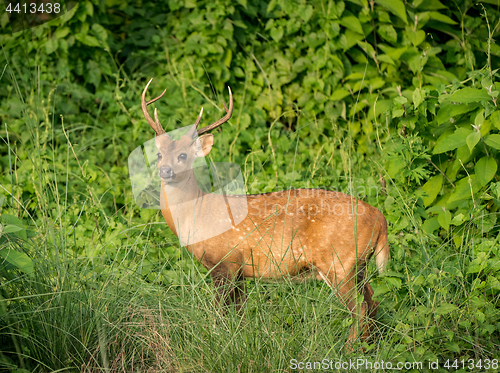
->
(194, 134, 214, 157)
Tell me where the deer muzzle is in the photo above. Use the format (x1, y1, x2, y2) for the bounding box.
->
(159, 165, 176, 180)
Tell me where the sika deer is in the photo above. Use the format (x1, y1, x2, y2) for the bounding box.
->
(140, 78, 389, 349)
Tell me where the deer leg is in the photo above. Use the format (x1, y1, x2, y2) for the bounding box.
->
(335, 277, 368, 351)
(316, 265, 364, 351)
(232, 279, 246, 313)
(210, 268, 246, 312)
(361, 282, 379, 341)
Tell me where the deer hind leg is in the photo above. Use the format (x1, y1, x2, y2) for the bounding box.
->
(317, 265, 370, 352)
(336, 277, 369, 350)
(361, 282, 379, 341)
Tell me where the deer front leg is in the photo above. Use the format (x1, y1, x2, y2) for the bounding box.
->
(210, 267, 246, 312)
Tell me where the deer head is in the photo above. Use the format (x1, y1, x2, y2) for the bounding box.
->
(141, 78, 233, 186)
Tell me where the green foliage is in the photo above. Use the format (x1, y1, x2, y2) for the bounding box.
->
(0, 214, 34, 275)
(0, 0, 500, 370)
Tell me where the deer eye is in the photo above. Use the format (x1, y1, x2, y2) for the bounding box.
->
(157, 153, 162, 159)
(178, 153, 187, 162)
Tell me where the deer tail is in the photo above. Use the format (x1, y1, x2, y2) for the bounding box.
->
(375, 215, 390, 274)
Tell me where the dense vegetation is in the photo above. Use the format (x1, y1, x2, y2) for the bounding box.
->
(1, 0, 500, 371)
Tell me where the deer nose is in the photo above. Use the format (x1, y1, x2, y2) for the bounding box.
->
(159, 166, 175, 179)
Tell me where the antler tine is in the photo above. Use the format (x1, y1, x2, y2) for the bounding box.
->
(154, 108, 160, 127)
(194, 107, 204, 128)
(197, 87, 233, 135)
(141, 78, 167, 136)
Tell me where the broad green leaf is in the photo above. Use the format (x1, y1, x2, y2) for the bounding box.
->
(331, 89, 350, 100)
(435, 303, 458, 315)
(413, 88, 425, 109)
(375, 0, 408, 24)
(301, 5, 314, 23)
(346, 0, 368, 6)
(491, 111, 500, 130)
(466, 131, 481, 152)
(0, 248, 34, 274)
(357, 41, 375, 56)
(446, 88, 491, 103)
(433, 128, 471, 154)
(394, 96, 407, 105)
(372, 99, 392, 117)
(372, 283, 390, 298)
(446, 175, 481, 204)
(419, 174, 443, 207)
(385, 277, 402, 288)
(76, 34, 101, 47)
(86, 60, 102, 87)
(91, 24, 108, 43)
(428, 11, 457, 24)
(422, 216, 440, 234)
(456, 144, 471, 163)
(55, 27, 70, 39)
(438, 209, 451, 230)
(369, 77, 385, 90)
(436, 102, 479, 124)
(85, 1, 94, 16)
(480, 119, 492, 136)
(224, 49, 232, 67)
(343, 30, 364, 49)
(340, 11, 364, 34)
(270, 27, 284, 42)
(444, 341, 460, 354)
(475, 109, 484, 127)
(1, 225, 23, 234)
(475, 157, 497, 186)
(0, 214, 26, 240)
(408, 29, 426, 46)
(45, 39, 58, 54)
(485, 134, 500, 150)
(392, 109, 404, 118)
(387, 157, 405, 178)
(377, 24, 397, 44)
(377, 54, 395, 65)
(378, 44, 408, 60)
(451, 213, 465, 225)
(416, 0, 446, 9)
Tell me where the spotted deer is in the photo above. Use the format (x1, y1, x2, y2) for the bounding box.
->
(141, 78, 390, 349)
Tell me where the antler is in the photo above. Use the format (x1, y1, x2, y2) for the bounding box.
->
(196, 87, 233, 135)
(142, 79, 233, 136)
(141, 78, 167, 136)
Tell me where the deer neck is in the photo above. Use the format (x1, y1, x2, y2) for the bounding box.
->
(160, 170, 206, 239)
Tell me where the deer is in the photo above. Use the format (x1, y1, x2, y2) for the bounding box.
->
(140, 78, 390, 350)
